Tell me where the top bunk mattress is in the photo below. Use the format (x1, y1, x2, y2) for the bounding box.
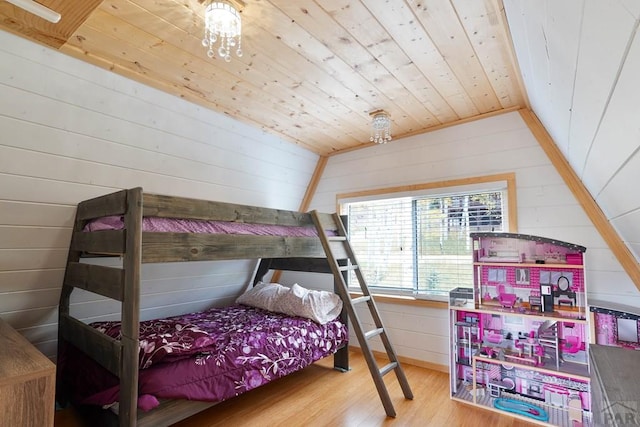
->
(71, 189, 344, 261)
(84, 216, 335, 237)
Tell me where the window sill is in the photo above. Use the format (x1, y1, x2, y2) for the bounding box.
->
(348, 292, 448, 309)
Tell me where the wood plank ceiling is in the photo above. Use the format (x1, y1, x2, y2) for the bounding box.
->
(0, 0, 526, 155)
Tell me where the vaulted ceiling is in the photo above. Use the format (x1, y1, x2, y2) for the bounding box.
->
(0, 0, 526, 155)
(3, 0, 640, 290)
(505, 0, 640, 292)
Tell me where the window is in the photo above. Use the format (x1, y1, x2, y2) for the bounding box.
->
(338, 175, 515, 300)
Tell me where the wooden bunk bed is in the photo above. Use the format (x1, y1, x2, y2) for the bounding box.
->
(57, 187, 352, 427)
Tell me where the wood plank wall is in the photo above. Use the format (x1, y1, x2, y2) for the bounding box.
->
(0, 30, 319, 359)
(279, 111, 638, 369)
(1, 23, 636, 371)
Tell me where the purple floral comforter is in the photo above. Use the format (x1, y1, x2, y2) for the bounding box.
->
(92, 316, 217, 369)
(61, 305, 347, 410)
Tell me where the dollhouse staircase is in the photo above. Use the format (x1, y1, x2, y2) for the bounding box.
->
(310, 211, 414, 417)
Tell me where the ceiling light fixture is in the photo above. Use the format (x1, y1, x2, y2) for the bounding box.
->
(5, 0, 61, 23)
(201, 1, 242, 62)
(370, 109, 392, 144)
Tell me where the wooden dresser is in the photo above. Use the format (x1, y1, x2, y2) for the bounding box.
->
(0, 317, 55, 427)
(590, 344, 640, 427)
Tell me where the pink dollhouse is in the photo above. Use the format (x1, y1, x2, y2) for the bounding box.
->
(450, 232, 590, 427)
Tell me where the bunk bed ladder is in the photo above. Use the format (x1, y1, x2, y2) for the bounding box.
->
(310, 211, 413, 417)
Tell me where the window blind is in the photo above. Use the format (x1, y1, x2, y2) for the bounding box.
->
(345, 191, 504, 297)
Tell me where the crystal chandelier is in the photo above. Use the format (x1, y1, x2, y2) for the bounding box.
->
(202, 1, 243, 62)
(370, 110, 392, 144)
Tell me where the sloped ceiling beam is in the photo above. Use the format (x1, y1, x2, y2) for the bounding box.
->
(270, 155, 328, 284)
(0, 0, 102, 48)
(520, 108, 640, 291)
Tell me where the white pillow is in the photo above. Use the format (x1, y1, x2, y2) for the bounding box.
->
(275, 283, 343, 324)
(235, 282, 289, 312)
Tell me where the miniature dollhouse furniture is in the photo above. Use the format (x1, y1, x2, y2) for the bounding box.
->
(537, 321, 561, 370)
(560, 335, 581, 354)
(449, 232, 590, 427)
(528, 290, 542, 311)
(493, 398, 549, 422)
(497, 283, 517, 308)
(554, 276, 577, 307)
(484, 330, 504, 345)
(487, 379, 512, 397)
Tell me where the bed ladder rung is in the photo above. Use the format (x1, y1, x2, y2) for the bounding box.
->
(379, 362, 398, 377)
(364, 328, 385, 340)
(310, 210, 413, 418)
(351, 295, 371, 305)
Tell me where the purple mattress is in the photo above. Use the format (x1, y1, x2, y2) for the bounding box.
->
(84, 215, 334, 237)
(60, 304, 347, 411)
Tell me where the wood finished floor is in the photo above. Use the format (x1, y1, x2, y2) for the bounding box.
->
(55, 350, 536, 427)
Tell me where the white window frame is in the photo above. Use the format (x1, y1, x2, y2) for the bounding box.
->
(337, 173, 517, 301)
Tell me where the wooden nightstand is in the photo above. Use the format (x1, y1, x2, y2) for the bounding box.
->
(0, 317, 55, 427)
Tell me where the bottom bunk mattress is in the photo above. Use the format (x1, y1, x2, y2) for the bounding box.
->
(59, 304, 348, 411)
